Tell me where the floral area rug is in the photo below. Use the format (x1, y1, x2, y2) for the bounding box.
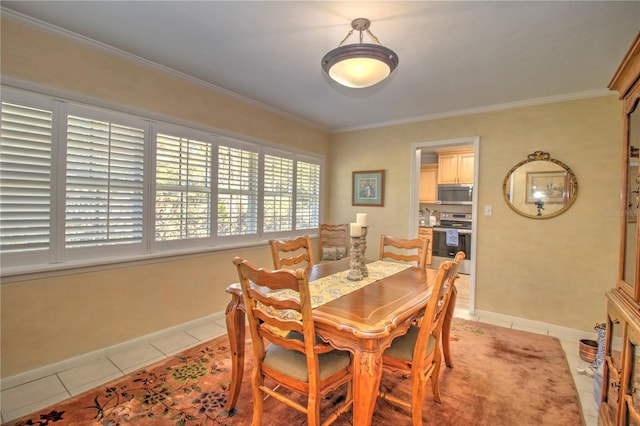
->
(4, 318, 586, 426)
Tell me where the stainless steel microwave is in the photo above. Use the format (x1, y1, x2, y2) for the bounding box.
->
(437, 184, 473, 205)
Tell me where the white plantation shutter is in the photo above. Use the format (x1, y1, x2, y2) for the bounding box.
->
(65, 114, 145, 248)
(0, 88, 322, 272)
(155, 133, 212, 241)
(217, 144, 259, 236)
(0, 101, 53, 254)
(264, 154, 294, 233)
(296, 160, 320, 230)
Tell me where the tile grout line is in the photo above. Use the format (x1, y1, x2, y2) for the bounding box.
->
(54, 373, 73, 398)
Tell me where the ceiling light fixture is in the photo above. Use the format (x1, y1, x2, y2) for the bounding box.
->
(321, 18, 398, 89)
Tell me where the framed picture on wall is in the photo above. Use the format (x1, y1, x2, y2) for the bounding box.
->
(352, 170, 385, 206)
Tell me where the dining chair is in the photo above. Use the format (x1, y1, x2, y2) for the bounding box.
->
(442, 251, 466, 368)
(232, 257, 353, 426)
(377, 253, 463, 426)
(318, 224, 349, 262)
(269, 235, 315, 269)
(379, 235, 430, 268)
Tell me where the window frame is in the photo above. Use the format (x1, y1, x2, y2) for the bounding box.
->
(62, 103, 149, 262)
(0, 86, 324, 277)
(0, 90, 56, 268)
(150, 122, 217, 251)
(215, 137, 261, 244)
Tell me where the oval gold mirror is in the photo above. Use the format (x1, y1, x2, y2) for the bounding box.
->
(503, 151, 578, 219)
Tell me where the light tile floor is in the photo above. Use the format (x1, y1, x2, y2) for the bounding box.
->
(1, 309, 599, 425)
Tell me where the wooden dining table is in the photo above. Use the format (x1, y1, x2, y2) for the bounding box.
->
(224, 257, 457, 425)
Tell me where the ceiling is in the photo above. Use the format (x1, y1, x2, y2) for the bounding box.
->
(2, 1, 639, 132)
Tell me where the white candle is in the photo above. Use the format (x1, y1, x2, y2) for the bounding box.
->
(356, 213, 368, 227)
(350, 222, 362, 237)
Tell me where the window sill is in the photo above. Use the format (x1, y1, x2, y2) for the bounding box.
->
(0, 240, 273, 283)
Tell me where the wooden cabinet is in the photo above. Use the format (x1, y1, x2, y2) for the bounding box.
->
(419, 164, 438, 203)
(437, 150, 474, 184)
(418, 227, 433, 265)
(601, 290, 640, 426)
(600, 32, 640, 426)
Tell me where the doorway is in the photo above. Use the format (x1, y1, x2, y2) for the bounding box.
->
(410, 137, 479, 314)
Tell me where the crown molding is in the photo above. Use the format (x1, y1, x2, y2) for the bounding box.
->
(333, 88, 614, 133)
(1, 8, 327, 132)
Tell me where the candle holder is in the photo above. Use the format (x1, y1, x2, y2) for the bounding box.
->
(360, 226, 369, 277)
(347, 226, 368, 281)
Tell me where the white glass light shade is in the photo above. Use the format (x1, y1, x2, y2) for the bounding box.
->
(322, 43, 398, 89)
(328, 57, 390, 88)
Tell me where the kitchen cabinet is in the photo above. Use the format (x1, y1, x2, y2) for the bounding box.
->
(437, 150, 474, 184)
(600, 32, 640, 426)
(419, 164, 438, 203)
(418, 227, 433, 265)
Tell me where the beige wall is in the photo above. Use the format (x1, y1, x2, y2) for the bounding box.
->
(1, 247, 275, 378)
(328, 96, 623, 332)
(0, 17, 625, 378)
(0, 18, 330, 377)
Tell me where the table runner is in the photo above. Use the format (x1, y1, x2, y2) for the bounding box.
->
(264, 260, 412, 320)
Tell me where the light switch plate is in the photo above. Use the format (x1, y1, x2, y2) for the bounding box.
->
(484, 205, 492, 216)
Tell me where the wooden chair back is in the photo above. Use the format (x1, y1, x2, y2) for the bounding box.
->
(269, 235, 314, 269)
(379, 235, 429, 268)
(234, 257, 330, 367)
(318, 224, 349, 261)
(448, 251, 465, 287)
(232, 257, 353, 425)
(417, 252, 465, 350)
(440, 251, 466, 368)
(440, 251, 465, 324)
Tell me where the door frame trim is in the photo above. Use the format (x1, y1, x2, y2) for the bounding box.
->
(410, 136, 479, 313)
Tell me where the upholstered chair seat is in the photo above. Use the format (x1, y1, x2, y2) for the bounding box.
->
(383, 325, 437, 362)
(265, 332, 352, 382)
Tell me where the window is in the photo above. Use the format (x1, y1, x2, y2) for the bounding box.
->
(217, 144, 259, 237)
(0, 88, 322, 273)
(65, 114, 145, 249)
(263, 154, 294, 233)
(296, 160, 320, 230)
(155, 133, 212, 241)
(0, 99, 53, 264)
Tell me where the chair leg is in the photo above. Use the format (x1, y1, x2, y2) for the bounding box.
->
(307, 388, 321, 426)
(411, 374, 426, 426)
(251, 370, 264, 426)
(442, 285, 457, 368)
(431, 364, 442, 404)
(431, 348, 443, 403)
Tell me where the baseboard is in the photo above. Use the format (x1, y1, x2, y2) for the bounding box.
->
(473, 309, 597, 341)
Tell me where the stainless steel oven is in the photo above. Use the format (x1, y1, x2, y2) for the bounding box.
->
(431, 212, 472, 274)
